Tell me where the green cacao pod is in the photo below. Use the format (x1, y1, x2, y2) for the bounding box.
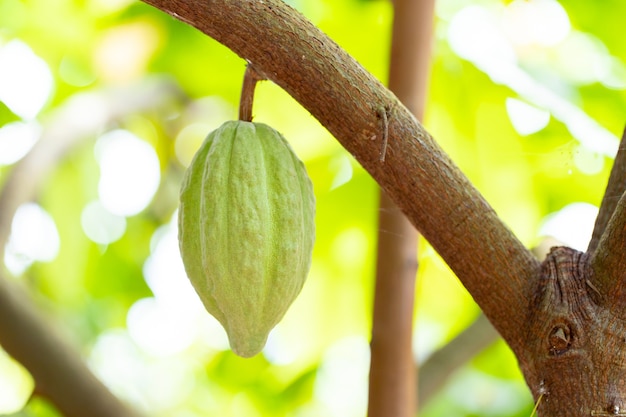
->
(178, 120, 315, 358)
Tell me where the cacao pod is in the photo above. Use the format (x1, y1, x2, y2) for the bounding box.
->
(178, 120, 315, 358)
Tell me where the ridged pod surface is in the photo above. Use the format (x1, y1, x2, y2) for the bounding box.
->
(178, 121, 315, 357)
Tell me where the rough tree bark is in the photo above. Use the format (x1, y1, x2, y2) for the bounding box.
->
(368, 0, 434, 415)
(139, 1, 626, 415)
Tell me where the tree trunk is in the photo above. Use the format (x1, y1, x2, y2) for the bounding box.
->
(520, 246, 626, 416)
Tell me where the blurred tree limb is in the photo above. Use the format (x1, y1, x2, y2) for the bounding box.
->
(368, 0, 434, 415)
(416, 238, 562, 408)
(417, 314, 499, 408)
(0, 78, 183, 417)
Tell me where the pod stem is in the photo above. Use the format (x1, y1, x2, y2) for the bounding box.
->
(239, 63, 265, 122)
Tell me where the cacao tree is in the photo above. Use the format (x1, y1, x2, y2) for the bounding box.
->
(0, 1, 624, 417)
(136, 1, 626, 416)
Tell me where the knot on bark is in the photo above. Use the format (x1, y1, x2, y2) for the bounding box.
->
(548, 324, 571, 355)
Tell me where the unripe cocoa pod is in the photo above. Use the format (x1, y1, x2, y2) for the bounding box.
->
(178, 120, 315, 357)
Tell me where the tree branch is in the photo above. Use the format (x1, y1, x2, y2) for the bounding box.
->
(416, 239, 556, 407)
(589, 189, 626, 314)
(368, 0, 434, 415)
(0, 274, 144, 417)
(588, 125, 626, 255)
(0, 78, 182, 417)
(238, 64, 265, 122)
(417, 314, 499, 408)
(588, 126, 626, 314)
(139, 0, 539, 352)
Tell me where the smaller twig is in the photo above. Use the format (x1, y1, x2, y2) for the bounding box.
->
(529, 393, 543, 417)
(238, 63, 265, 122)
(417, 313, 499, 408)
(588, 124, 626, 255)
(417, 304, 559, 411)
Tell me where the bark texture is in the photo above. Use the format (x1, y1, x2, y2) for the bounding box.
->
(521, 247, 626, 416)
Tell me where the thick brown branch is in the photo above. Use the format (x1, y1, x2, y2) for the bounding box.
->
(588, 125, 626, 254)
(140, 0, 539, 352)
(0, 78, 181, 417)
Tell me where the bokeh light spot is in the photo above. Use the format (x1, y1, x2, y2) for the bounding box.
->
(143, 216, 202, 308)
(95, 129, 160, 217)
(447, 4, 619, 158)
(4, 203, 60, 275)
(314, 336, 370, 417)
(90, 0, 135, 15)
(539, 202, 598, 251)
(504, 0, 570, 47)
(573, 145, 604, 175)
(81, 200, 127, 244)
(448, 6, 516, 66)
(554, 32, 609, 85)
(94, 21, 161, 83)
(0, 348, 34, 414)
(89, 329, 196, 412)
(0, 39, 53, 120)
(0, 121, 40, 166)
(505, 98, 550, 136)
(142, 215, 230, 352)
(127, 297, 196, 357)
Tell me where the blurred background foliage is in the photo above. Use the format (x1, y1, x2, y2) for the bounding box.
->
(0, 0, 624, 416)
